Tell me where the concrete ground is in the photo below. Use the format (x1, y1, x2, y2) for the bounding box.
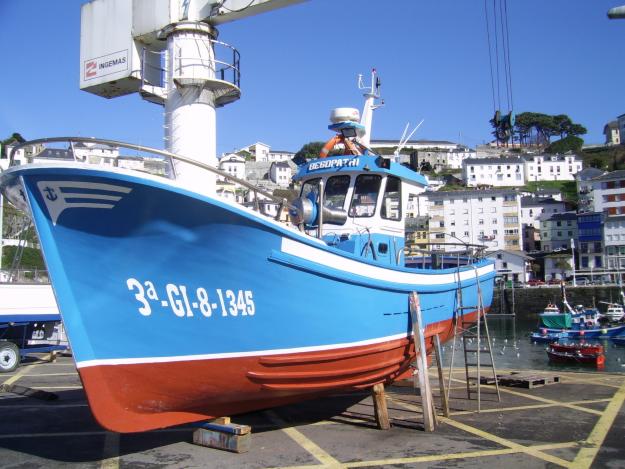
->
(1, 355, 624, 468)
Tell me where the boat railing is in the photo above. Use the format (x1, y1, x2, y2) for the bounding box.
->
(8, 137, 292, 222)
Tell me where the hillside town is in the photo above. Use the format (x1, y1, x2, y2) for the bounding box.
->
(2, 131, 624, 287)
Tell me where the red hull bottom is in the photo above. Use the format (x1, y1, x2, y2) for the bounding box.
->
(78, 312, 479, 432)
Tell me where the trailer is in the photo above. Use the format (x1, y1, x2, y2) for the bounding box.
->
(0, 321, 67, 372)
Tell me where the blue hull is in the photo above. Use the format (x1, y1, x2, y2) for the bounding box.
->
(542, 324, 625, 339)
(1, 165, 495, 431)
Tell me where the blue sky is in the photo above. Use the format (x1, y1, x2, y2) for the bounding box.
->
(1, 0, 624, 155)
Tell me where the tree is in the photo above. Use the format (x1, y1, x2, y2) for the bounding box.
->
(553, 256, 571, 280)
(1, 132, 26, 158)
(545, 135, 584, 154)
(293, 142, 325, 165)
(236, 150, 253, 161)
(511, 112, 586, 146)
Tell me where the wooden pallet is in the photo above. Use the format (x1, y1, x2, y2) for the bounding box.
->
(480, 372, 560, 389)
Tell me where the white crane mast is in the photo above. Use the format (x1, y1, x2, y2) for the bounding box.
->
(79, 0, 306, 194)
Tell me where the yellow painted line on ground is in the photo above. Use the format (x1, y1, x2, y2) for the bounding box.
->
(0, 403, 89, 409)
(390, 397, 572, 468)
(446, 376, 604, 416)
(560, 376, 623, 389)
(30, 386, 83, 390)
(448, 398, 611, 417)
(495, 386, 604, 416)
(344, 442, 580, 468)
(1, 364, 39, 386)
(264, 410, 344, 468)
(0, 428, 192, 439)
(19, 372, 79, 377)
(570, 377, 625, 469)
(100, 431, 120, 469)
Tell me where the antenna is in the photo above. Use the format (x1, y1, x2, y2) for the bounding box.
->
(358, 69, 384, 147)
(79, 0, 307, 194)
(394, 119, 424, 162)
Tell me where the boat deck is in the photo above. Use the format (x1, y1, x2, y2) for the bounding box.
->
(1, 355, 624, 468)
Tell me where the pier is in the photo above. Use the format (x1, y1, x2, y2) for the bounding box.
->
(1, 355, 624, 468)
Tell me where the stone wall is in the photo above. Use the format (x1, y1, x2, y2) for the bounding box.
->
(491, 286, 623, 318)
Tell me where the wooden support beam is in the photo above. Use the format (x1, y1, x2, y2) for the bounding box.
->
(371, 383, 391, 430)
(409, 291, 436, 432)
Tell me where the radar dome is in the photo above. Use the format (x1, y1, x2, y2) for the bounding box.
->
(330, 108, 360, 124)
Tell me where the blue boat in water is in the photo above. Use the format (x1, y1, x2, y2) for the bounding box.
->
(0, 77, 495, 433)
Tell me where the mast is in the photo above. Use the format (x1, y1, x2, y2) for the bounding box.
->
(358, 69, 383, 147)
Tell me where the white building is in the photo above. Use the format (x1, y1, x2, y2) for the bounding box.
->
(236, 142, 294, 163)
(604, 215, 625, 272)
(617, 114, 625, 144)
(539, 212, 578, 252)
(462, 157, 525, 187)
(369, 139, 459, 151)
(425, 189, 522, 252)
(576, 167, 605, 213)
(218, 153, 246, 181)
(604, 120, 620, 145)
(416, 146, 476, 172)
(485, 249, 533, 283)
(524, 153, 583, 182)
(72, 142, 119, 163)
(520, 196, 567, 252)
(586, 170, 625, 217)
(1, 143, 45, 170)
(269, 161, 292, 188)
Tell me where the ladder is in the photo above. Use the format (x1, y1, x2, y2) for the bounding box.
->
(447, 265, 500, 411)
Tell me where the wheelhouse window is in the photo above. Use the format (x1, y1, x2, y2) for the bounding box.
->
(349, 174, 381, 218)
(301, 178, 320, 201)
(324, 175, 350, 210)
(381, 176, 401, 221)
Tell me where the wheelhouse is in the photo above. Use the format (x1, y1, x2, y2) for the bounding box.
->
(291, 154, 428, 267)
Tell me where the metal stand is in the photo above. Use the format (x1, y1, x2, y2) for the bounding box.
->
(448, 267, 500, 411)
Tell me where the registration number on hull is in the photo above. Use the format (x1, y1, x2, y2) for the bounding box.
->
(126, 278, 256, 318)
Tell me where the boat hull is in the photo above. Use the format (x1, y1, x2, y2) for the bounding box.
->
(542, 324, 625, 339)
(1, 165, 495, 432)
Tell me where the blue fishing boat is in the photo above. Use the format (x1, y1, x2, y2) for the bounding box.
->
(0, 97, 495, 432)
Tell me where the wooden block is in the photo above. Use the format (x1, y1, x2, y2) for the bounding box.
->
(211, 417, 231, 425)
(193, 425, 251, 453)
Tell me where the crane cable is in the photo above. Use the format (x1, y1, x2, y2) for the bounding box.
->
(502, 0, 514, 111)
(484, 0, 514, 114)
(484, 0, 497, 113)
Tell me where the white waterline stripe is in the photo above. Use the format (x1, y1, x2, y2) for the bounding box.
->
(75, 332, 409, 369)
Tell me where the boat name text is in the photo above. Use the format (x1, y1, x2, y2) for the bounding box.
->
(308, 158, 360, 171)
(126, 278, 255, 318)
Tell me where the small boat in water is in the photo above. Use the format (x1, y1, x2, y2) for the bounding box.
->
(0, 74, 495, 432)
(530, 330, 569, 343)
(546, 342, 605, 368)
(604, 303, 624, 322)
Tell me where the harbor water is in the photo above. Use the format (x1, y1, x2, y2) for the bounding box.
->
(442, 315, 625, 373)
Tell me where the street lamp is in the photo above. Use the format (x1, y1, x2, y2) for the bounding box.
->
(608, 5, 625, 18)
(571, 238, 577, 287)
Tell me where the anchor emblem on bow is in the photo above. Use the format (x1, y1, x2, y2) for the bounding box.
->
(43, 186, 58, 201)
